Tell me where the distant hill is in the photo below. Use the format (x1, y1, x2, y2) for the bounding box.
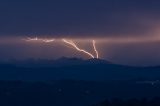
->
(8, 57, 112, 68)
(0, 57, 160, 81)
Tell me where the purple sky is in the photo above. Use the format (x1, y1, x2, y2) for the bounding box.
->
(0, 0, 160, 66)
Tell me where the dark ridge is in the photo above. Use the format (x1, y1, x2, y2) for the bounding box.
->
(0, 57, 160, 81)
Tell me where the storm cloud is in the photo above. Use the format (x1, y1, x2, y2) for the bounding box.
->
(0, 0, 160, 38)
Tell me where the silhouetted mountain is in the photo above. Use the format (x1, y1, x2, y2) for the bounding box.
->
(10, 57, 112, 68)
(0, 57, 160, 81)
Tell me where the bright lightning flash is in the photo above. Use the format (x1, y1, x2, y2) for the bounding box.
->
(62, 39, 95, 58)
(42, 39, 55, 43)
(92, 40, 99, 58)
(25, 37, 39, 41)
(24, 37, 99, 59)
(25, 37, 55, 43)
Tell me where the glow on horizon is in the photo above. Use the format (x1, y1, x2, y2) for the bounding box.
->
(21, 35, 160, 59)
(0, 35, 160, 44)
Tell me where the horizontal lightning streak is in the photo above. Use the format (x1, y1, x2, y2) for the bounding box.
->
(25, 37, 39, 41)
(42, 39, 55, 43)
(25, 37, 55, 43)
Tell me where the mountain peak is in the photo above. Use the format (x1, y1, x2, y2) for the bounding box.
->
(2, 57, 112, 68)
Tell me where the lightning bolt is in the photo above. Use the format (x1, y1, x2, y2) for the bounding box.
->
(25, 37, 39, 41)
(25, 37, 55, 43)
(24, 37, 99, 59)
(92, 40, 99, 58)
(42, 39, 55, 43)
(62, 39, 95, 58)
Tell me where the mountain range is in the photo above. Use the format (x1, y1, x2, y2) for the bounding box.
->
(0, 57, 160, 81)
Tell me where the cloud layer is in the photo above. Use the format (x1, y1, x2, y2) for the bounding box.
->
(0, 0, 160, 38)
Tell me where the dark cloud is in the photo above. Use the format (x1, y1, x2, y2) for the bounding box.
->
(0, 0, 160, 37)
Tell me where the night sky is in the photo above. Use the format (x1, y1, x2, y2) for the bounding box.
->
(0, 0, 160, 66)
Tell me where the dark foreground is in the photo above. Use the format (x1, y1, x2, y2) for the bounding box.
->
(93, 98, 160, 106)
(0, 80, 160, 106)
(1, 59, 160, 105)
